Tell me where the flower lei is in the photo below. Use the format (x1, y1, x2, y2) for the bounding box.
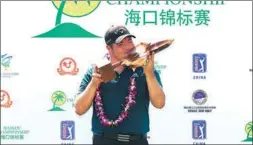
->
(94, 76, 137, 127)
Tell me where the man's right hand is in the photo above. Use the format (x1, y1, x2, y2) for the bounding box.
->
(75, 65, 103, 115)
(91, 65, 104, 87)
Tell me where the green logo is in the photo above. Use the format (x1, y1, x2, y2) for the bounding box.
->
(243, 121, 253, 142)
(33, 0, 101, 38)
(48, 91, 67, 111)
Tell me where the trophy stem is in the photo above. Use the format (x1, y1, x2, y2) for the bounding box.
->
(111, 61, 123, 69)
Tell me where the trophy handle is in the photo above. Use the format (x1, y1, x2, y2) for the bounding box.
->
(98, 63, 116, 83)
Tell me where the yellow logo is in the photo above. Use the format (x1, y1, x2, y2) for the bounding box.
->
(243, 121, 252, 142)
(34, 0, 101, 38)
(48, 91, 67, 111)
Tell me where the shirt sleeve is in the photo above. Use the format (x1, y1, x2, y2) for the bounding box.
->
(77, 65, 94, 95)
(154, 69, 163, 88)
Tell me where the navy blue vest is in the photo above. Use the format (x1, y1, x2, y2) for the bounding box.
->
(77, 66, 162, 134)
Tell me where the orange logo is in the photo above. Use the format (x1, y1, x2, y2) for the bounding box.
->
(57, 57, 79, 75)
(1, 90, 12, 108)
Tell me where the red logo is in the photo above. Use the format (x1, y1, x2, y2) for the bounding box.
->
(1, 90, 12, 108)
(57, 57, 79, 75)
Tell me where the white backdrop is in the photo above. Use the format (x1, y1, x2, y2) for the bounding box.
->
(1, 1, 252, 144)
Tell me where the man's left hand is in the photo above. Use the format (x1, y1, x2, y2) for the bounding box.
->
(143, 51, 155, 76)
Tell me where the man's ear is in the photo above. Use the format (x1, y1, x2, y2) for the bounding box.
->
(106, 45, 113, 52)
(106, 45, 111, 51)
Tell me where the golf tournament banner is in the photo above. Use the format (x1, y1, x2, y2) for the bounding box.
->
(1, 0, 252, 144)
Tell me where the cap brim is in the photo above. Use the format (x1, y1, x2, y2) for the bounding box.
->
(115, 34, 136, 44)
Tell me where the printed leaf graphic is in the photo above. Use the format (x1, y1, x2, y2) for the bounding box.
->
(87, 0, 91, 5)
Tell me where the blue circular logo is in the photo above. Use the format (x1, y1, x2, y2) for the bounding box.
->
(192, 90, 207, 105)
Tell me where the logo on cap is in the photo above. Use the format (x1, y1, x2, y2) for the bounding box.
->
(114, 28, 127, 35)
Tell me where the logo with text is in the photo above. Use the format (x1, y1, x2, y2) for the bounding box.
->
(184, 90, 216, 113)
(1, 90, 13, 108)
(33, 0, 101, 38)
(57, 57, 79, 75)
(242, 121, 252, 142)
(192, 120, 206, 144)
(48, 91, 74, 111)
(192, 53, 207, 80)
(61, 120, 75, 140)
(154, 61, 167, 75)
(1, 53, 19, 78)
(1, 126, 29, 140)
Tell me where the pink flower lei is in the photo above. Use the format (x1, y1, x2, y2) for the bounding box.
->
(94, 76, 137, 127)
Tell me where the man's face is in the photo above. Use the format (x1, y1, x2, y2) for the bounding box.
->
(109, 37, 135, 60)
